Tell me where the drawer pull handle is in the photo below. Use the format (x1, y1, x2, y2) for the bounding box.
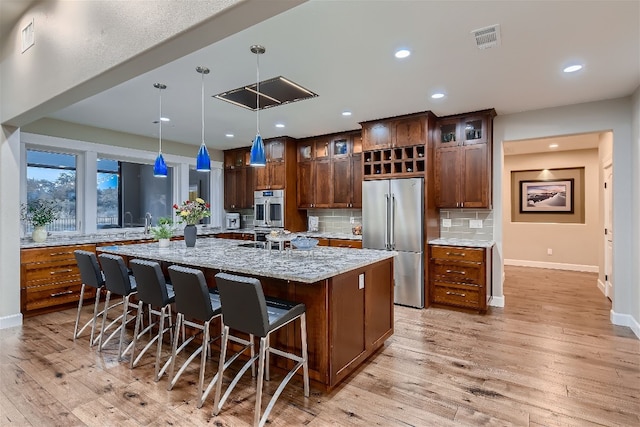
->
(50, 290, 73, 297)
(49, 251, 73, 256)
(446, 269, 466, 275)
(446, 291, 466, 297)
(50, 269, 73, 275)
(445, 252, 466, 257)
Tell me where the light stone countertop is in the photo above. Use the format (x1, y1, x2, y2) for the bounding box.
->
(97, 237, 394, 284)
(428, 238, 495, 248)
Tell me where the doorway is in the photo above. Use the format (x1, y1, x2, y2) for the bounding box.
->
(604, 162, 613, 300)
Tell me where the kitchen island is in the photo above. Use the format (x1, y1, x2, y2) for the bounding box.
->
(98, 237, 395, 390)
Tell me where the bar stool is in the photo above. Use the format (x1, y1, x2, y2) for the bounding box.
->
(167, 265, 253, 409)
(212, 272, 309, 427)
(73, 250, 106, 346)
(97, 254, 138, 360)
(128, 259, 175, 381)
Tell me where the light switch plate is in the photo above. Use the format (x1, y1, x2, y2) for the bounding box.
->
(469, 219, 483, 229)
(442, 218, 452, 227)
(358, 273, 365, 289)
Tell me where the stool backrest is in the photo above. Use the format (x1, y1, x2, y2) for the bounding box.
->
(130, 259, 170, 307)
(168, 265, 216, 322)
(74, 250, 104, 289)
(98, 254, 135, 296)
(214, 272, 269, 337)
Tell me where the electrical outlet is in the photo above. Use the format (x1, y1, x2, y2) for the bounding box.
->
(547, 248, 553, 255)
(358, 273, 365, 289)
(442, 218, 452, 227)
(350, 217, 355, 224)
(469, 219, 483, 229)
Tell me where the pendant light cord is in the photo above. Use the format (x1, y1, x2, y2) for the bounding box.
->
(201, 70, 205, 146)
(158, 86, 163, 153)
(256, 50, 260, 134)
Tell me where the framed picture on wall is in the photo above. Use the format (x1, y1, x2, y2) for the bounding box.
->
(520, 179, 574, 213)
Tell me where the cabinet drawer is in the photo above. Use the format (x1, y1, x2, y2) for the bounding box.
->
(432, 283, 481, 309)
(22, 281, 94, 312)
(431, 245, 484, 262)
(431, 260, 482, 285)
(21, 244, 95, 264)
(23, 260, 80, 286)
(329, 239, 362, 249)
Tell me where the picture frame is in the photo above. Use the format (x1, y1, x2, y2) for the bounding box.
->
(519, 179, 574, 213)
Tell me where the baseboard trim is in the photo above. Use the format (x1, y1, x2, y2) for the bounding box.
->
(611, 310, 640, 340)
(0, 313, 23, 330)
(489, 296, 505, 307)
(504, 259, 598, 273)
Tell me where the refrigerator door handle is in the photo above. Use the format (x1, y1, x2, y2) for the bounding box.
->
(385, 193, 390, 250)
(390, 193, 395, 250)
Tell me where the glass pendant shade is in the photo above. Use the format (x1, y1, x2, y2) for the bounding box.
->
(250, 134, 266, 166)
(196, 143, 210, 171)
(154, 153, 168, 177)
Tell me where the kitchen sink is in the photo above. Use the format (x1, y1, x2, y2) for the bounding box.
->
(237, 241, 267, 249)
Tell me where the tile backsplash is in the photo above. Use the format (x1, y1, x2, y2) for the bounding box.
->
(308, 209, 362, 234)
(439, 209, 494, 240)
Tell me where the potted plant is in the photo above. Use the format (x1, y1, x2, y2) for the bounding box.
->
(150, 217, 175, 248)
(173, 198, 211, 247)
(20, 199, 60, 243)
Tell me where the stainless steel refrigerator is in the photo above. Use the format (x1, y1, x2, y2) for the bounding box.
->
(362, 178, 424, 308)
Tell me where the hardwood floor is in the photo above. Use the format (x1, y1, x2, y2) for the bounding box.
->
(1, 266, 638, 426)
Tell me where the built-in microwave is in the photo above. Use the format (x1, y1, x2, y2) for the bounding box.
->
(254, 190, 284, 228)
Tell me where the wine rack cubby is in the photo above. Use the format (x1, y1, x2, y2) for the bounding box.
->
(363, 145, 425, 179)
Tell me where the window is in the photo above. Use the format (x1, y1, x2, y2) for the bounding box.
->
(97, 158, 173, 228)
(26, 149, 77, 231)
(97, 158, 120, 229)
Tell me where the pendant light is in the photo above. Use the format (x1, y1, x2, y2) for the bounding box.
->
(195, 66, 211, 172)
(249, 45, 266, 166)
(153, 83, 168, 177)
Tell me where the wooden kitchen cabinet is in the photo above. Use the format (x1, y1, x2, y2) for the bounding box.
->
(429, 244, 491, 312)
(20, 244, 97, 315)
(361, 121, 392, 150)
(297, 131, 362, 209)
(223, 147, 254, 210)
(329, 239, 362, 249)
(434, 109, 495, 208)
(255, 138, 286, 190)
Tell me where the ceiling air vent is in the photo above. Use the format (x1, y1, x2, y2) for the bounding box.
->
(471, 24, 501, 49)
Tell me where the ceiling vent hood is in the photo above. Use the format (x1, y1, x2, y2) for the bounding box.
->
(213, 76, 318, 111)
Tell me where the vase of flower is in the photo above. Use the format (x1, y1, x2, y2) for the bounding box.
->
(32, 226, 48, 243)
(173, 198, 211, 248)
(184, 224, 197, 247)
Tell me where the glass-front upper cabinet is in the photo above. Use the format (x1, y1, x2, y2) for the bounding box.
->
(462, 116, 487, 145)
(436, 119, 459, 148)
(331, 135, 351, 158)
(298, 138, 314, 162)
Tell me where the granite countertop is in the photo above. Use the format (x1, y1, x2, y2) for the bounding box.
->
(428, 238, 495, 248)
(97, 237, 393, 284)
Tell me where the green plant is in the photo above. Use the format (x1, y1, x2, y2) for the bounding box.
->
(150, 217, 175, 240)
(20, 199, 60, 227)
(173, 198, 211, 225)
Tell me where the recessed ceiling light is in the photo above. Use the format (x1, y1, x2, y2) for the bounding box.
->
(275, 123, 285, 128)
(549, 143, 559, 148)
(431, 93, 445, 99)
(394, 49, 411, 59)
(225, 133, 234, 138)
(342, 111, 352, 116)
(563, 64, 583, 73)
(160, 117, 170, 122)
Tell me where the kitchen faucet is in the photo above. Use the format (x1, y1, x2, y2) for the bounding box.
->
(144, 212, 153, 234)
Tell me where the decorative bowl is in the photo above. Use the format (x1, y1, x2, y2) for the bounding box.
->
(290, 237, 319, 250)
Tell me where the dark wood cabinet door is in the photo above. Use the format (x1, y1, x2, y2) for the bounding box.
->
(461, 115, 488, 146)
(240, 167, 254, 209)
(331, 157, 351, 208)
(461, 143, 489, 208)
(268, 140, 286, 161)
(254, 165, 269, 190)
(435, 147, 461, 208)
(394, 117, 424, 147)
(297, 161, 314, 208)
(331, 134, 351, 158)
(365, 260, 393, 347)
(269, 162, 286, 189)
(435, 118, 460, 149)
(314, 160, 332, 208)
(362, 121, 392, 150)
(351, 154, 362, 208)
(224, 168, 238, 210)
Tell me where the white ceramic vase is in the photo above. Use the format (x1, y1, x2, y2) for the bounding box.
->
(158, 238, 170, 248)
(32, 226, 48, 243)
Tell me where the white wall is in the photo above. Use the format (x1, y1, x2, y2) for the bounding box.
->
(493, 97, 639, 336)
(503, 149, 599, 271)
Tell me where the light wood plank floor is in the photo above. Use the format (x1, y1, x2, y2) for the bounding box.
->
(1, 266, 638, 426)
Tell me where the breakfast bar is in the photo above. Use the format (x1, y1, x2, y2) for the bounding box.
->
(97, 237, 395, 390)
